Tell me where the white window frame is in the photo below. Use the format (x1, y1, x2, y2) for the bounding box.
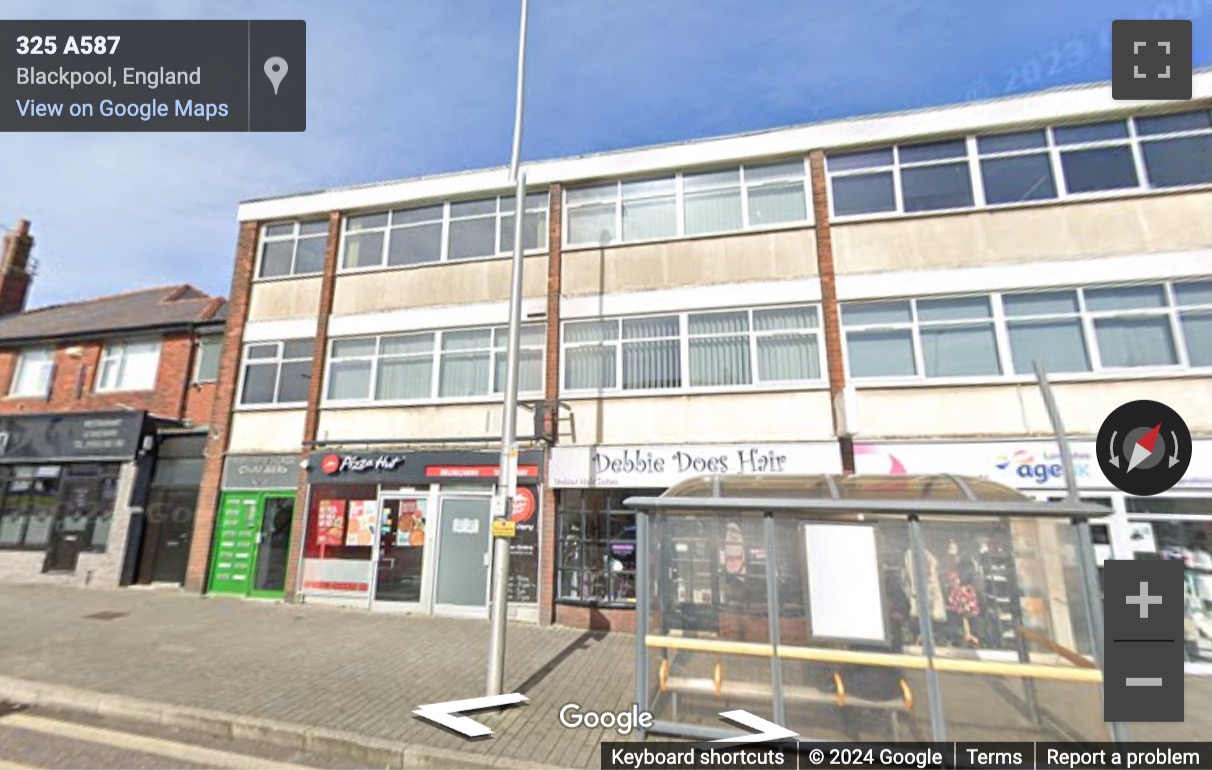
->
(255, 220, 329, 280)
(192, 335, 223, 384)
(841, 279, 1212, 387)
(8, 347, 55, 398)
(338, 192, 550, 274)
(321, 324, 545, 406)
(235, 339, 314, 408)
(559, 303, 825, 396)
(563, 158, 812, 249)
(826, 108, 1212, 221)
(95, 338, 162, 393)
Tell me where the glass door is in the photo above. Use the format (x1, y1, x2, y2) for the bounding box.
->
(371, 494, 430, 612)
(250, 496, 294, 598)
(432, 495, 492, 616)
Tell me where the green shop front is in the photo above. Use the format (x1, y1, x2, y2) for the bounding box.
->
(207, 454, 300, 599)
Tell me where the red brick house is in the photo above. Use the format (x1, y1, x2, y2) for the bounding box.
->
(0, 220, 227, 587)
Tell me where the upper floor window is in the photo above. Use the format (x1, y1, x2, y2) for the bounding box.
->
(565, 160, 809, 247)
(840, 279, 1212, 381)
(341, 192, 549, 271)
(324, 324, 544, 404)
(239, 340, 313, 406)
(9, 347, 54, 398)
(193, 336, 223, 384)
(562, 304, 821, 393)
(258, 220, 328, 278)
(826, 109, 1212, 218)
(96, 339, 161, 392)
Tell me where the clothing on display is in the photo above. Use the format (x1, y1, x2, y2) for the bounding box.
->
(903, 548, 947, 622)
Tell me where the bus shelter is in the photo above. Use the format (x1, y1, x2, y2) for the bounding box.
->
(626, 474, 1119, 743)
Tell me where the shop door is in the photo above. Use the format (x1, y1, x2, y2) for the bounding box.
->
(43, 478, 96, 573)
(136, 488, 197, 585)
(432, 495, 492, 616)
(371, 495, 430, 611)
(250, 496, 293, 598)
(208, 493, 261, 595)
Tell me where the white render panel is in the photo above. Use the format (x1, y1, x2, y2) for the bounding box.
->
(327, 298, 546, 338)
(228, 410, 308, 452)
(316, 403, 536, 442)
(560, 279, 820, 319)
(835, 250, 1212, 301)
(242, 319, 319, 343)
(238, 72, 1212, 223)
(854, 378, 1212, 439)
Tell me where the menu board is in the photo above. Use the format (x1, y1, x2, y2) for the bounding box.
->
(345, 500, 378, 546)
(395, 499, 426, 547)
(315, 500, 346, 546)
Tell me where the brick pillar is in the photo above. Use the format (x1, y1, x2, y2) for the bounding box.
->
(184, 221, 259, 592)
(283, 210, 342, 602)
(0, 219, 34, 316)
(808, 151, 854, 474)
(539, 184, 563, 626)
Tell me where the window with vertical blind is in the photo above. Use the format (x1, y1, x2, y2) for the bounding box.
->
(564, 159, 810, 247)
(841, 279, 1212, 381)
(324, 324, 544, 404)
(561, 304, 822, 393)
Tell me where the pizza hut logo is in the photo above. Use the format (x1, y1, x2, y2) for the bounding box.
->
(320, 453, 404, 475)
(321, 454, 341, 474)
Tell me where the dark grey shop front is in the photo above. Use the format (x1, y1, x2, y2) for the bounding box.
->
(301, 449, 542, 617)
(0, 411, 153, 579)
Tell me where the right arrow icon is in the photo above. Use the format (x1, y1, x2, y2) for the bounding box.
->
(712, 710, 796, 742)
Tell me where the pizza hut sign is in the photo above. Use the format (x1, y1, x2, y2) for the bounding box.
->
(321, 453, 405, 475)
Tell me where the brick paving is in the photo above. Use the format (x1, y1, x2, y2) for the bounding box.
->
(1, 584, 1210, 769)
(0, 584, 634, 768)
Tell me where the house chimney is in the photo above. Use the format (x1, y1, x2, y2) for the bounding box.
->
(0, 219, 34, 316)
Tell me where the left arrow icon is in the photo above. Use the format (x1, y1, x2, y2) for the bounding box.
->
(414, 693, 528, 738)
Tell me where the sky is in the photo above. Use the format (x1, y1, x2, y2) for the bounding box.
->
(2, 0, 1210, 307)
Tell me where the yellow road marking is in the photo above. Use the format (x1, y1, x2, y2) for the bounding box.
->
(0, 712, 309, 770)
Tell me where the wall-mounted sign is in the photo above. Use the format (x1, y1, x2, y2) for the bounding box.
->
(854, 439, 1212, 491)
(492, 519, 517, 538)
(315, 499, 346, 546)
(221, 454, 298, 490)
(511, 487, 536, 523)
(547, 443, 842, 488)
(307, 449, 544, 485)
(0, 411, 147, 462)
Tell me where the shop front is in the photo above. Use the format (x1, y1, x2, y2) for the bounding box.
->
(547, 443, 841, 612)
(207, 454, 300, 599)
(131, 432, 207, 586)
(300, 448, 542, 621)
(856, 438, 1212, 668)
(0, 411, 154, 586)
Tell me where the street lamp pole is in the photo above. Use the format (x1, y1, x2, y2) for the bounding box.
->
(487, 0, 530, 697)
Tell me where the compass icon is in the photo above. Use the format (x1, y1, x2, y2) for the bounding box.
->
(1097, 400, 1192, 496)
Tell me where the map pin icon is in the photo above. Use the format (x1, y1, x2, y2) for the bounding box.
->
(264, 56, 288, 95)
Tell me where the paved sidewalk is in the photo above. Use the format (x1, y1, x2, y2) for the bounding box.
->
(0, 584, 635, 769)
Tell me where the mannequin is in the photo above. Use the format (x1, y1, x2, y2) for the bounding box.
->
(944, 538, 982, 646)
(904, 547, 946, 624)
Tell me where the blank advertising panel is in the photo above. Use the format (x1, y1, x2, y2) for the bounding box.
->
(804, 523, 887, 643)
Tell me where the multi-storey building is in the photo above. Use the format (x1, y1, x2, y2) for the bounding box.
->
(0, 220, 227, 587)
(187, 73, 1212, 666)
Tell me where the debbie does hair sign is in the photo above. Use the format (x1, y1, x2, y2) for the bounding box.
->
(547, 443, 842, 488)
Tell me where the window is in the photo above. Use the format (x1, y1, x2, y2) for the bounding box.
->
(826, 110, 1212, 217)
(0, 466, 60, 550)
(238, 340, 313, 406)
(562, 304, 822, 392)
(564, 160, 809, 247)
(557, 489, 652, 605)
(341, 193, 549, 270)
(844, 280, 1212, 382)
(96, 339, 161, 392)
(193, 336, 222, 383)
(9, 347, 54, 397)
(258, 220, 328, 278)
(324, 325, 543, 404)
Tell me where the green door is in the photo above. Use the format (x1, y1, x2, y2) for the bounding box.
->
(209, 493, 260, 595)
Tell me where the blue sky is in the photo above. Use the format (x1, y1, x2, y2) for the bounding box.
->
(2, 0, 1210, 307)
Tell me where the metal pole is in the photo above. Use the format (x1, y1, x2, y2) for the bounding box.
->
(635, 511, 650, 740)
(1032, 361, 1128, 743)
(908, 516, 947, 741)
(486, 0, 530, 698)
